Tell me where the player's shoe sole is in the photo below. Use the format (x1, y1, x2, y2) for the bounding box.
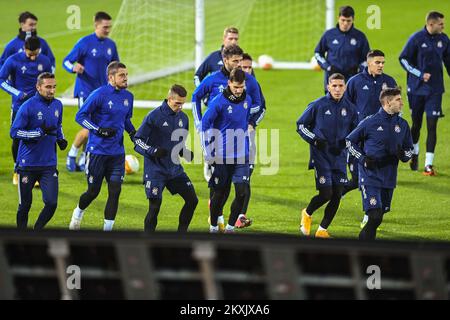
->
(423, 165, 436, 176)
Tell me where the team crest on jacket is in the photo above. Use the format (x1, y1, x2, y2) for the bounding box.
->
(437, 41, 443, 48)
(319, 176, 326, 184)
(350, 38, 357, 45)
(37, 111, 43, 120)
(107, 48, 112, 55)
(38, 64, 43, 71)
(124, 99, 129, 107)
(341, 108, 347, 117)
(22, 176, 28, 184)
(370, 197, 377, 206)
(55, 110, 59, 118)
(382, 82, 388, 89)
(179, 119, 183, 127)
(152, 187, 159, 195)
(394, 125, 401, 133)
(243, 101, 248, 109)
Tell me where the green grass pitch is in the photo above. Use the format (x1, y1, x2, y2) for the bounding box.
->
(0, 0, 449, 240)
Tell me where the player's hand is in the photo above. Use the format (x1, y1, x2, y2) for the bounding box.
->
(41, 124, 57, 136)
(327, 65, 340, 74)
(73, 63, 85, 74)
(97, 127, 116, 138)
(152, 148, 168, 158)
(179, 148, 194, 162)
(364, 156, 377, 170)
(128, 129, 136, 142)
(396, 145, 409, 162)
(423, 73, 431, 82)
(57, 139, 68, 151)
(314, 138, 327, 151)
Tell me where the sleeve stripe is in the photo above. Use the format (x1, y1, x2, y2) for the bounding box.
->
(348, 145, 362, 159)
(17, 130, 41, 138)
(194, 76, 200, 87)
(299, 124, 315, 140)
(64, 60, 74, 71)
(82, 120, 98, 131)
(250, 105, 261, 114)
(400, 58, 421, 78)
(193, 103, 201, 129)
(1, 81, 21, 97)
(200, 131, 208, 156)
(255, 109, 266, 125)
(315, 52, 327, 65)
(135, 139, 150, 151)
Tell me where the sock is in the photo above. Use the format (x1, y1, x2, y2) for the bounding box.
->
(318, 225, 327, 232)
(68, 145, 79, 158)
(425, 152, 434, 167)
(225, 224, 234, 231)
(78, 152, 86, 166)
(413, 143, 419, 155)
(103, 219, 115, 231)
(217, 215, 224, 225)
(72, 206, 84, 220)
(209, 225, 219, 233)
(304, 209, 311, 217)
(362, 214, 369, 223)
(238, 214, 245, 220)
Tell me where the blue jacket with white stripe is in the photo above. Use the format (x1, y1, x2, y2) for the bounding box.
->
(346, 68, 397, 122)
(10, 93, 64, 169)
(346, 108, 413, 189)
(134, 100, 189, 179)
(0, 52, 52, 112)
(315, 24, 370, 89)
(76, 84, 135, 156)
(63, 33, 119, 99)
(192, 67, 264, 131)
(296, 93, 358, 171)
(399, 27, 450, 96)
(0, 31, 55, 70)
(194, 47, 224, 87)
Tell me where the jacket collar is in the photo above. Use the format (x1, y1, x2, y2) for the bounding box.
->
(161, 99, 177, 115)
(326, 92, 343, 104)
(35, 92, 53, 105)
(335, 23, 355, 34)
(378, 107, 397, 119)
(18, 29, 37, 41)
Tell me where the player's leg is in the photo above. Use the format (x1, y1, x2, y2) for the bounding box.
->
(102, 154, 125, 231)
(316, 184, 345, 238)
(342, 154, 358, 196)
(423, 94, 442, 176)
(235, 163, 254, 228)
(225, 164, 251, 232)
(359, 185, 383, 240)
(16, 170, 38, 229)
(67, 128, 89, 172)
(300, 168, 332, 236)
(70, 153, 104, 230)
(144, 180, 165, 232)
(167, 173, 199, 232)
(11, 110, 19, 185)
(34, 168, 58, 229)
(208, 164, 231, 233)
(67, 97, 88, 172)
(408, 94, 425, 171)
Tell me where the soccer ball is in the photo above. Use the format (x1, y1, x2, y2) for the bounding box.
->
(125, 154, 139, 174)
(310, 56, 321, 71)
(258, 54, 274, 70)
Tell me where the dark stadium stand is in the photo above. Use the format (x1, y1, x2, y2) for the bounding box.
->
(0, 229, 449, 300)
